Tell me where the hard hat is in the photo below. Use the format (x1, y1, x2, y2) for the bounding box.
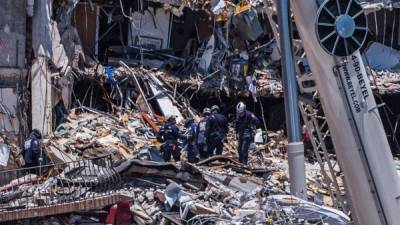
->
(236, 102, 246, 113)
(203, 107, 211, 115)
(211, 105, 220, 113)
(166, 115, 176, 124)
(32, 129, 42, 139)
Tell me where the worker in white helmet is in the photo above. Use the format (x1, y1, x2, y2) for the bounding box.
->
(235, 102, 260, 164)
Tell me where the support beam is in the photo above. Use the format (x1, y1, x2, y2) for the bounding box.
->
(276, 0, 306, 199)
(31, 48, 52, 135)
(31, 0, 53, 135)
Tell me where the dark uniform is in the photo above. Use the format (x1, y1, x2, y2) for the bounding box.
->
(23, 129, 45, 174)
(24, 134, 41, 167)
(157, 121, 185, 162)
(235, 110, 259, 164)
(196, 115, 209, 159)
(206, 112, 228, 156)
(185, 119, 198, 163)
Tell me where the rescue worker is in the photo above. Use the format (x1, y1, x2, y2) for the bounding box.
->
(206, 105, 228, 156)
(184, 117, 198, 163)
(23, 129, 45, 174)
(157, 116, 185, 162)
(235, 102, 259, 164)
(196, 108, 211, 159)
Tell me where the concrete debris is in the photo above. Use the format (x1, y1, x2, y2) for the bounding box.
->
(363, 42, 400, 94)
(0, 101, 351, 224)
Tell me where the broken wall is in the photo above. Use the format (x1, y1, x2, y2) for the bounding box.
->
(0, 0, 27, 136)
(0, 0, 26, 68)
(129, 8, 172, 50)
(0, 87, 20, 134)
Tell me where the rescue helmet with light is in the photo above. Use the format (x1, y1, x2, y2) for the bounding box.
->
(203, 107, 211, 115)
(211, 105, 220, 113)
(236, 102, 246, 114)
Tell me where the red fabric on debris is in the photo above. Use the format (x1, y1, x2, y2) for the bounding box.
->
(115, 200, 133, 225)
(105, 205, 117, 224)
(105, 200, 132, 225)
(302, 126, 311, 142)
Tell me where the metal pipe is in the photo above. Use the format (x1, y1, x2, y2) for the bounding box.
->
(277, 0, 301, 142)
(119, 61, 152, 111)
(275, 0, 306, 199)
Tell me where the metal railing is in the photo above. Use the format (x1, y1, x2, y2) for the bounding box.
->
(0, 155, 121, 212)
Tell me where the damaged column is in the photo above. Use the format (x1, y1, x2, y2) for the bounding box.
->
(31, 0, 53, 135)
(276, 0, 306, 199)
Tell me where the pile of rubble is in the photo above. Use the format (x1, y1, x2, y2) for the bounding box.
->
(0, 102, 352, 224)
(44, 109, 153, 163)
(364, 42, 400, 94)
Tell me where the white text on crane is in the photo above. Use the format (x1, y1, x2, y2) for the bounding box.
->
(338, 55, 370, 114)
